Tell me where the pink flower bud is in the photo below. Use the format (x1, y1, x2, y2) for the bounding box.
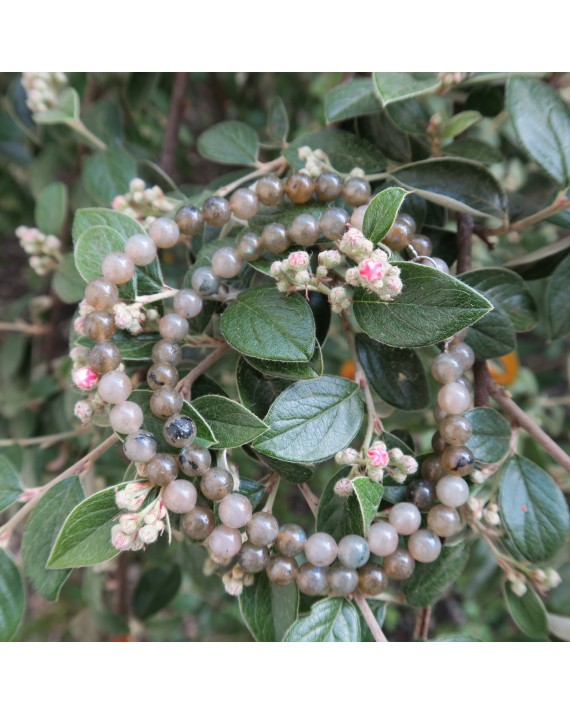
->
(111, 524, 134, 551)
(112, 196, 128, 210)
(72, 367, 98, 391)
(359, 259, 385, 283)
(288, 251, 310, 269)
(368, 442, 389, 468)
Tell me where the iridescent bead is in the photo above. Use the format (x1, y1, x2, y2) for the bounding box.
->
(123, 430, 157, 463)
(407, 480, 436, 511)
(148, 217, 180, 248)
(315, 171, 343, 201)
(202, 196, 231, 226)
(211, 247, 243, 279)
(84, 311, 116, 342)
(173, 289, 203, 319)
(109, 401, 144, 434)
(158, 314, 189, 342)
(358, 563, 387, 597)
(246, 512, 279, 547)
(200, 467, 233, 502)
(191, 267, 221, 296)
(218, 493, 253, 529)
(175, 205, 204, 236)
(288, 214, 320, 247)
(439, 415, 473, 445)
(285, 173, 314, 204)
(239, 543, 270, 573)
(236, 232, 263, 262)
(388, 502, 421, 535)
(427, 505, 462, 537)
(367, 521, 398, 557)
(163, 413, 196, 448)
(102, 252, 135, 284)
(88, 341, 121, 374)
(261, 223, 290, 253)
(150, 388, 183, 419)
(275, 524, 306, 557)
(441, 445, 475, 476)
(229, 187, 259, 219)
(146, 362, 178, 391)
(151, 340, 182, 366)
(398, 213, 417, 234)
(327, 564, 359, 596)
(255, 175, 284, 206)
(182, 507, 215, 540)
(410, 234, 432, 256)
(179, 445, 211, 477)
(382, 218, 413, 251)
(266, 556, 298, 585)
(438, 383, 471, 415)
(209, 526, 242, 560)
(296, 563, 328, 596)
(319, 207, 349, 240)
(97, 370, 132, 404)
(85, 279, 119, 310)
(337, 535, 370, 569)
(163, 479, 197, 514)
(431, 431, 447, 454)
(384, 548, 415, 580)
(408, 530, 442, 563)
(431, 353, 464, 384)
(450, 342, 476, 370)
(436, 476, 470, 508)
(342, 176, 371, 207)
(143, 453, 178, 486)
(421, 454, 446, 484)
(305, 532, 337, 567)
(124, 233, 157, 266)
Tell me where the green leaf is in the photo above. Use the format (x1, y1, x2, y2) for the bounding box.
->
(126, 72, 160, 111)
(236, 358, 289, 419)
(391, 158, 508, 222)
(504, 583, 548, 640)
(499, 455, 570, 563)
(256, 454, 314, 484)
(239, 572, 299, 641)
(0, 453, 23, 513)
(284, 597, 361, 642)
(197, 121, 259, 166)
(52, 252, 86, 304)
(463, 307, 516, 360)
(353, 477, 383, 531)
(83, 150, 136, 207)
(132, 566, 182, 620)
(267, 97, 289, 144)
(253, 376, 364, 463)
(35, 181, 68, 236)
(191, 395, 267, 448)
(22, 477, 84, 601)
(74, 225, 135, 300)
(325, 79, 380, 122)
(441, 111, 482, 140)
(362, 187, 411, 244)
(243, 344, 323, 381)
(283, 128, 386, 173)
(546, 252, 570, 339)
(355, 334, 430, 411)
(508, 78, 570, 188)
(33, 87, 80, 124)
(444, 138, 503, 165)
(373, 72, 442, 107)
(0, 550, 25, 641)
(352, 262, 492, 348)
(506, 235, 570, 280)
(220, 285, 316, 362)
(464, 407, 512, 463)
(317, 470, 382, 539)
(402, 541, 470, 607)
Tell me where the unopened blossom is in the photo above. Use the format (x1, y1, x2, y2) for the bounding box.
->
(111, 524, 135, 551)
(318, 250, 342, 269)
(508, 572, 527, 597)
(334, 478, 354, 497)
(359, 258, 385, 283)
(111, 177, 178, 222)
(335, 448, 360, 465)
(15, 226, 62, 275)
(288, 251, 310, 269)
(368, 442, 389, 468)
(112, 302, 145, 335)
(21, 72, 68, 114)
(115, 482, 152, 512)
(73, 400, 93, 424)
(401, 455, 419, 475)
(339, 227, 373, 261)
(72, 367, 98, 391)
(329, 286, 352, 314)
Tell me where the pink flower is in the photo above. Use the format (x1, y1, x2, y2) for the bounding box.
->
(359, 259, 384, 282)
(288, 251, 309, 268)
(367, 442, 389, 468)
(72, 367, 98, 390)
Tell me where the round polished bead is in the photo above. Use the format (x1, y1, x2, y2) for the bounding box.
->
(327, 564, 359, 596)
(125, 233, 157, 266)
(218, 493, 253, 529)
(350, 205, 368, 231)
(236, 232, 263, 262)
(319, 207, 349, 240)
(173, 289, 203, 319)
(151, 340, 182, 366)
(84, 311, 116, 342)
(288, 214, 320, 247)
(421, 455, 446, 484)
(123, 429, 157, 463)
(163, 413, 196, 448)
(275, 524, 306, 557)
(431, 353, 464, 384)
(296, 563, 328, 596)
(150, 387, 183, 419)
(411, 234, 432, 256)
(398, 214, 417, 233)
(419, 256, 450, 273)
(337, 535, 370, 569)
(209, 526, 242, 560)
(191, 266, 221, 296)
(358, 563, 387, 597)
(201, 467, 233, 502)
(315, 171, 343, 201)
(389, 502, 422, 535)
(382, 218, 413, 251)
(203, 196, 231, 226)
(342, 176, 371, 207)
(182, 507, 215, 540)
(229, 187, 259, 219)
(441, 445, 475, 476)
(436, 476, 470, 508)
(163, 479, 197, 514)
(261, 223, 290, 253)
(266, 556, 299, 585)
(239, 543, 270, 574)
(305, 532, 338, 567)
(431, 431, 447, 454)
(175, 205, 204, 236)
(148, 217, 180, 248)
(109, 400, 144, 434)
(407, 479, 436, 511)
(143, 453, 178, 486)
(147, 361, 178, 391)
(97, 370, 132, 404)
(408, 529, 442, 563)
(179, 445, 211, 477)
(427, 504, 462, 537)
(102, 252, 135, 285)
(211, 247, 243, 279)
(88, 341, 121, 374)
(246, 512, 279, 547)
(450, 342, 476, 370)
(85, 279, 119, 310)
(256, 175, 284, 206)
(438, 382, 471, 415)
(285, 173, 314, 204)
(368, 521, 398, 557)
(439, 415, 473, 445)
(158, 313, 189, 342)
(384, 548, 416, 580)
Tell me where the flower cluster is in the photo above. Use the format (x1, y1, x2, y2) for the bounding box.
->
(342, 229, 403, 300)
(112, 483, 167, 551)
(221, 564, 254, 597)
(334, 442, 418, 484)
(15, 226, 62, 275)
(297, 146, 333, 177)
(74, 297, 149, 337)
(111, 178, 178, 225)
(21, 72, 68, 114)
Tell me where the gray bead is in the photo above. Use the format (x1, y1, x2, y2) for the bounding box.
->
(239, 543, 270, 573)
(88, 341, 121, 374)
(275, 524, 306, 557)
(203, 196, 231, 226)
(342, 177, 371, 207)
(151, 340, 182, 366)
(143, 452, 178, 486)
(261, 223, 290, 254)
(256, 175, 284, 206)
(150, 387, 184, 419)
(191, 266, 221, 296)
(236, 232, 263, 262)
(337, 534, 370, 569)
(288, 214, 320, 247)
(327, 564, 359, 596)
(245, 512, 279, 546)
(315, 172, 343, 201)
(266, 555, 298, 585)
(173, 289, 203, 319)
(319, 207, 349, 240)
(201, 467, 233, 502)
(182, 507, 215, 540)
(179, 445, 211, 476)
(123, 430, 157, 463)
(163, 413, 196, 448)
(146, 361, 178, 391)
(175, 205, 204, 236)
(296, 563, 328, 596)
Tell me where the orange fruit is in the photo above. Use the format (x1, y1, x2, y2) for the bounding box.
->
(340, 359, 356, 380)
(488, 352, 519, 386)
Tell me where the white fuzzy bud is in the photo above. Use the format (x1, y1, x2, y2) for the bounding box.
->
(73, 400, 93, 424)
(401, 455, 418, 475)
(334, 448, 360, 465)
(483, 503, 501, 526)
(138, 525, 159, 544)
(388, 448, 404, 463)
(111, 524, 134, 551)
(508, 574, 528, 597)
(390, 469, 408, 484)
(333, 477, 354, 497)
(318, 250, 342, 268)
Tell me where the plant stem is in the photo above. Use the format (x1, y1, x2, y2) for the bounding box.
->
(262, 476, 280, 513)
(137, 287, 179, 305)
(176, 343, 231, 399)
(160, 72, 188, 177)
(297, 482, 319, 517)
(353, 590, 389, 642)
(216, 156, 288, 197)
(488, 190, 570, 236)
(413, 606, 432, 641)
(69, 118, 107, 151)
(0, 320, 49, 336)
(473, 360, 491, 407)
(0, 429, 86, 448)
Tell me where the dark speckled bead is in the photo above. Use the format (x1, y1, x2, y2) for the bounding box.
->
(143, 453, 178, 486)
(296, 563, 328, 596)
(407, 479, 436, 511)
(179, 445, 211, 477)
(440, 445, 475, 476)
(239, 543, 270, 574)
(275, 524, 306, 557)
(87, 341, 121, 374)
(182, 507, 215, 540)
(202, 196, 231, 226)
(84, 310, 116, 342)
(358, 563, 387, 596)
(175, 205, 204, 236)
(266, 556, 299, 585)
(150, 388, 183, 419)
(146, 362, 178, 391)
(163, 413, 196, 448)
(151, 340, 182, 366)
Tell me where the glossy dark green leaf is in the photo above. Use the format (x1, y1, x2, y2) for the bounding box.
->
(464, 408, 512, 463)
(386, 97, 430, 135)
(239, 572, 299, 642)
(373, 73, 442, 107)
(362, 187, 411, 244)
(504, 582, 548, 640)
(243, 344, 323, 381)
(402, 541, 470, 607)
(441, 111, 482, 140)
(256, 454, 314, 484)
(83, 150, 137, 206)
(463, 307, 516, 360)
(444, 139, 503, 165)
(505, 236, 570, 280)
(236, 358, 289, 419)
(307, 291, 331, 346)
(52, 252, 86, 304)
(132, 566, 182, 620)
(357, 111, 412, 163)
(284, 597, 360, 642)
(317, 470, 382, 539)
(197, 121, 259, 166)
(0, 550, 25, 641)
(0, 453, 23, 513)
(546, 252, 570, 339)
(325, 79, 380, 122)
(238, 478, 267, 510)
(283, 128, 386, 173)
(74, 225, 133, 295)
(267, 97, 289, 144)
(191, 395, 267, 448)
(35, 181, 68, 236)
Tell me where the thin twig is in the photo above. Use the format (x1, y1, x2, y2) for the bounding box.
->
(488, 190, 570, 236)
(0, 429, 87, 448)
(353, 590, 389, 642)
(413, 606, 432, 641)
(297, 482, 319, 517)
(160, 72, 188, 177)
(473, 360, 491, 407)
(0, 320, 49, 336)
(216, 157, 288, 197)
(176, 343, 231, 399)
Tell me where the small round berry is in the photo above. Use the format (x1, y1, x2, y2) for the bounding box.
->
(246, 512, 279, 547)
(319, 207, 349, 240)
(285, 173, 314, 204)
(288, 214, 320, 247)
(305, 532, 338, 567)
(201, 467, 233, 502)
(85, 279, 119, 310)
(163, 479, 197, 514)
(124, 233, 157, 266)
(203, 196, 231, 226)
(158, 313, 189, 342)
(439, 415, 473, 446)
(438, 383, 471, 415)
(229, 187, 259, 219)
(97, 370, 132, 404)
(175, 205, 204, 236)
(150, 387, 184, 419)
(421, 455, 446, 484)
(398, 214, 417, 234)
(182, 507, 215, 540)
(236, 232, 263, 262)
(410, 234, 432, 256)
(418, 256, 450, 273)
(208, 525, 242, 560)
(407, 479, 436, 511)
(431, 353, 464, 384)
(450, 342, 476, 370)
(88, 341, 121, 374)
(327, 564, 359, 596)
(256, 175, 284, 206)
(358, 563, 387, 597)
(143, 452, 178, 486)
(173, 289, 203, 319)
(350, 205, 368, 231)
(266, 555, 298, 585)
(275, 524, 306, 557)
(191, 266, 221, 296)
(337, 535, 370, 569)
(431, 431, 447, 454)
(179, 445, 211, 477)
(382, 218, 413, 251)
(261, 223, 290, 254)
(109, 400, 144, 434)
(163, 413, 196, 448)
(427, 504, 462, 537)
(342, 176, 371, 207)
(146, 362, 178, 391)
(315, 171, 343, 201)
(102, 252, 135, 285)
(440, 444, 475, 477)
(388, 502, 421, 536)
(148, 217, 180, 248)
(211, 247, 243, 279)
(408, 529, 442, 563)
(84, 311, 116, 342)
(384, 548, 416, 580)
(296, 563, 328, 596)
(123, 429, 157, 463)
(151, 340, 182, 366)
(218, 493, 253, 529)
(367, 521, 398, 557)
(436, 476, 470, 508)
(238, 543, 270, 574)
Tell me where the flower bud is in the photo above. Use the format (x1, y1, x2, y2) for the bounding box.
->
(111, 524, 134, 551)
(333, 477, 354, 497)
(335, 448, 360, 465)
(138, 524, 159, 544)
(368, 442, 389, 468)
(72, 367, 98, 391)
